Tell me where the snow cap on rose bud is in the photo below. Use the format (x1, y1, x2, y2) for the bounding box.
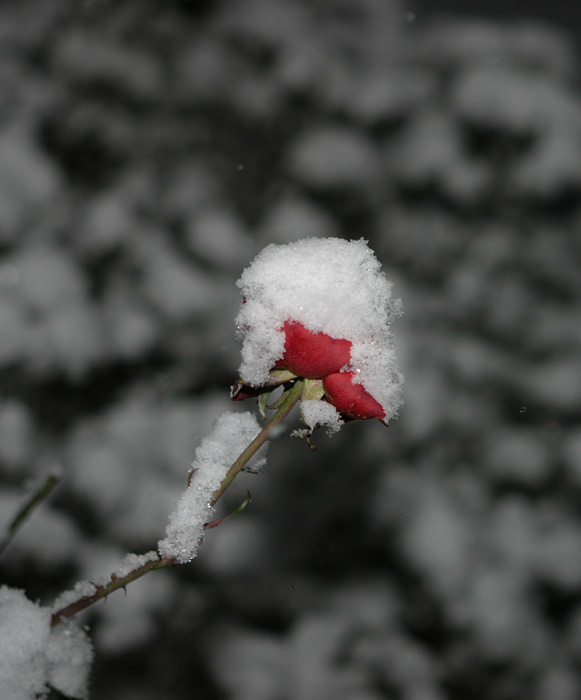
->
(234, 237, 404, 431)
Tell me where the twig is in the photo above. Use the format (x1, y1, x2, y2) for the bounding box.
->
(50, 380, 303, 626)
(51, 555, 173, 627)
(0, 474, 61, 558)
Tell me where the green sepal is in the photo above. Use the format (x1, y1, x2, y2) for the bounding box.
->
(301, 378, 325, 402)
(268, 384, 296, 409)
(258, 391, 269, 419)
(267, 368, 297, 384)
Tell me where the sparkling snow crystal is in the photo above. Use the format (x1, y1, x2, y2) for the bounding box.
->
(236, 237, 404, 423)
(158, 411, 267, 563)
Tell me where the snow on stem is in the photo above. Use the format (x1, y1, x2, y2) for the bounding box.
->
(210, 379, 303, 506)
(51, 380, 303, 627)
(50, 554, 167, 627)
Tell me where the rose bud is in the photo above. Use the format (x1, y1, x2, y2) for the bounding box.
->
(277, 321, 352, 379)
(322, 371, 385, 420)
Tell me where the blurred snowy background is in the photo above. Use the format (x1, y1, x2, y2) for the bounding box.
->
(1, 0, 580, 698)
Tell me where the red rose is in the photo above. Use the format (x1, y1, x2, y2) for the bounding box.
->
(323, 371, 385, 420)
(277, 321, 352, 379)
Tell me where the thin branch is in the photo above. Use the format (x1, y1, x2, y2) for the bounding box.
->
(0, 474, 61, 558)
(50, 380, 303, 626)
(51, 555, 173, 627)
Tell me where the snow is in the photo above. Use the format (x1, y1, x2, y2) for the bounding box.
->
(287, 126, 381, 190)
(417, 19, 574, 75)
(46, 620, 94, 700)
(483, 427, 551, 486)
(519, 355, 581, 412)
(451, 65, 581, 197)
(452, 67, 579, 135)
(0, 401, 35, 473)
(346, 68, 433, 124)
(53, 31, 163, 99)
(186, 209, 253, 269)
(137, 235, 223, 321)
(58, 546, 179, 654)
(158, 411, 267, 563)
(78, 193, 135, 254)
(532, 508, 581, 590)
(209, 624, 287, 700)
(0, 586, 93, 700)
(536, 666, 579, 700)
(201, 516, 269, 575)
(0, 586, 50, 700)
(65, 391, 238, 548)
(11, 246, 85, 314)
(210, 580, 440, 700)
(300, 400, 343, 436)
(394, 474, 475, 599)
(0, 246, 106, 376)
(0, 3, 580, 699)
(461, 565, 547, 662)
(161, 164, 222, 220)
(562, 430, 581, 486)
(390, 109, 491, 203)
(51, 580, 98, 616)
(236, 237, 404, 422)
(259, 197, 337, 243)
(0, 127, 61, 238)
(114, 551, 159, 578)
(512, 129, 581, 196)
(177, 39, 234, 101)
(101, 288, 157, 360)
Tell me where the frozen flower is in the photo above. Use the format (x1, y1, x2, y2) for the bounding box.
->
(234, 238, 404, 428)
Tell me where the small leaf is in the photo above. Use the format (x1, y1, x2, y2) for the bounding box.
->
(204, 491, 252, 530)
(258, 391, 269, 419)
(268, 384, 296, 409)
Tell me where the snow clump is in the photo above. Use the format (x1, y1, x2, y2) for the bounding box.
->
(300, 400, 344, 436)
(158, 411, 267, 563)
(0, 585, 93, 700)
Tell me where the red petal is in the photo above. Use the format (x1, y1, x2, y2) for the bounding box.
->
(322, 371, 385, 420)
(278, 321, 352, 379)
